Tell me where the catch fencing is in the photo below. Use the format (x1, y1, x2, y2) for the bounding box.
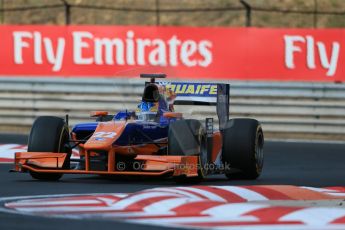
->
(1, 0, 345, 28)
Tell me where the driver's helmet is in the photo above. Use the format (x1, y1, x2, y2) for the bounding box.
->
(136, 101, 158, 121)
(142, 83, 160, 102)
(136, 83, 160, 121)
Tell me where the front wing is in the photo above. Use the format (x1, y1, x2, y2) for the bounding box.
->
(13, 152, 199, 177)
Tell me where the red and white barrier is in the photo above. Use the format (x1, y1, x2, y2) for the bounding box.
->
(3, 185, 345, 229)
(0, 26, 345, 82)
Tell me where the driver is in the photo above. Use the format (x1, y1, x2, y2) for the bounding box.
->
(136, 83, 171, 121)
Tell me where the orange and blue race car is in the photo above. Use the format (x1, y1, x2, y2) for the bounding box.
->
(12, 74, 264, 182)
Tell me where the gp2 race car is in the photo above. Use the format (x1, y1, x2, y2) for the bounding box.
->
(12, 74, 264, 182)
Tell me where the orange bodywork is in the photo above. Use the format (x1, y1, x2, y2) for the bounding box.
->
(14, 152, 68, 171)
(13, 120, 222, 178)
(90, 111, 109, 117)
(14, 151, 198, 177)
(114, 143, 165, 155)
(84, 120, 127, 151)
(21, 164, 174, 176)
(163, 112, 183, 119)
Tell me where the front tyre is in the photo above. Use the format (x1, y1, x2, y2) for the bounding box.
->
(28, 116, 70, 181)
(222, 118, 264, 180)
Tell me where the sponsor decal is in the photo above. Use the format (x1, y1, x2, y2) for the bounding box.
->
(95, 137, 105, 141)
(157, 82, 220, 104)
(93, 132, 117, 139)
(159, 82, 218, 97)
(0, 26, 344, 81)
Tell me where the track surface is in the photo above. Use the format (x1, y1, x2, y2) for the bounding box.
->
(0, 134, 345, 230)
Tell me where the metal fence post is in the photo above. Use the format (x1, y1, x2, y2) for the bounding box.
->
(0, 0, 3, 24)
(60, 0, 71, 25)
(240, 0, 251, 27)
(313, 0, 318, 28)
(155, 0, 160, 26)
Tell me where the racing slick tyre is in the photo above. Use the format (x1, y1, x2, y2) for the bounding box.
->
(27, 116, 71, 181)
(168, 119, 208, 181)
(222, 118, 264, 180)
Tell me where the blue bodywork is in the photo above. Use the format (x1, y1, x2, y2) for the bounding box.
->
(72, 110, 174, 146)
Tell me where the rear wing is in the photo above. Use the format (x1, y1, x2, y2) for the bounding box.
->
(158, 82, 230, 130)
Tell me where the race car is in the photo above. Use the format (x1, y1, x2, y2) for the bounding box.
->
(12, 74, 264, 181)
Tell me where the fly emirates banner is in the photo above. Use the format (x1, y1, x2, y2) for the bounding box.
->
(1, 25, 344, 82)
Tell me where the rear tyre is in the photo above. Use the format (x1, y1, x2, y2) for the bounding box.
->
(222, 118, 264, 180)
(168, 119, 208, 181)
(28, 116, 71, 181)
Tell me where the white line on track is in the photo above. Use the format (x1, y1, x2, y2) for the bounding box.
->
(268, 139, 345, 145)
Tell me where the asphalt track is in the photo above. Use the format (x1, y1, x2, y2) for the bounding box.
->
(0, 134, 345, 230)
